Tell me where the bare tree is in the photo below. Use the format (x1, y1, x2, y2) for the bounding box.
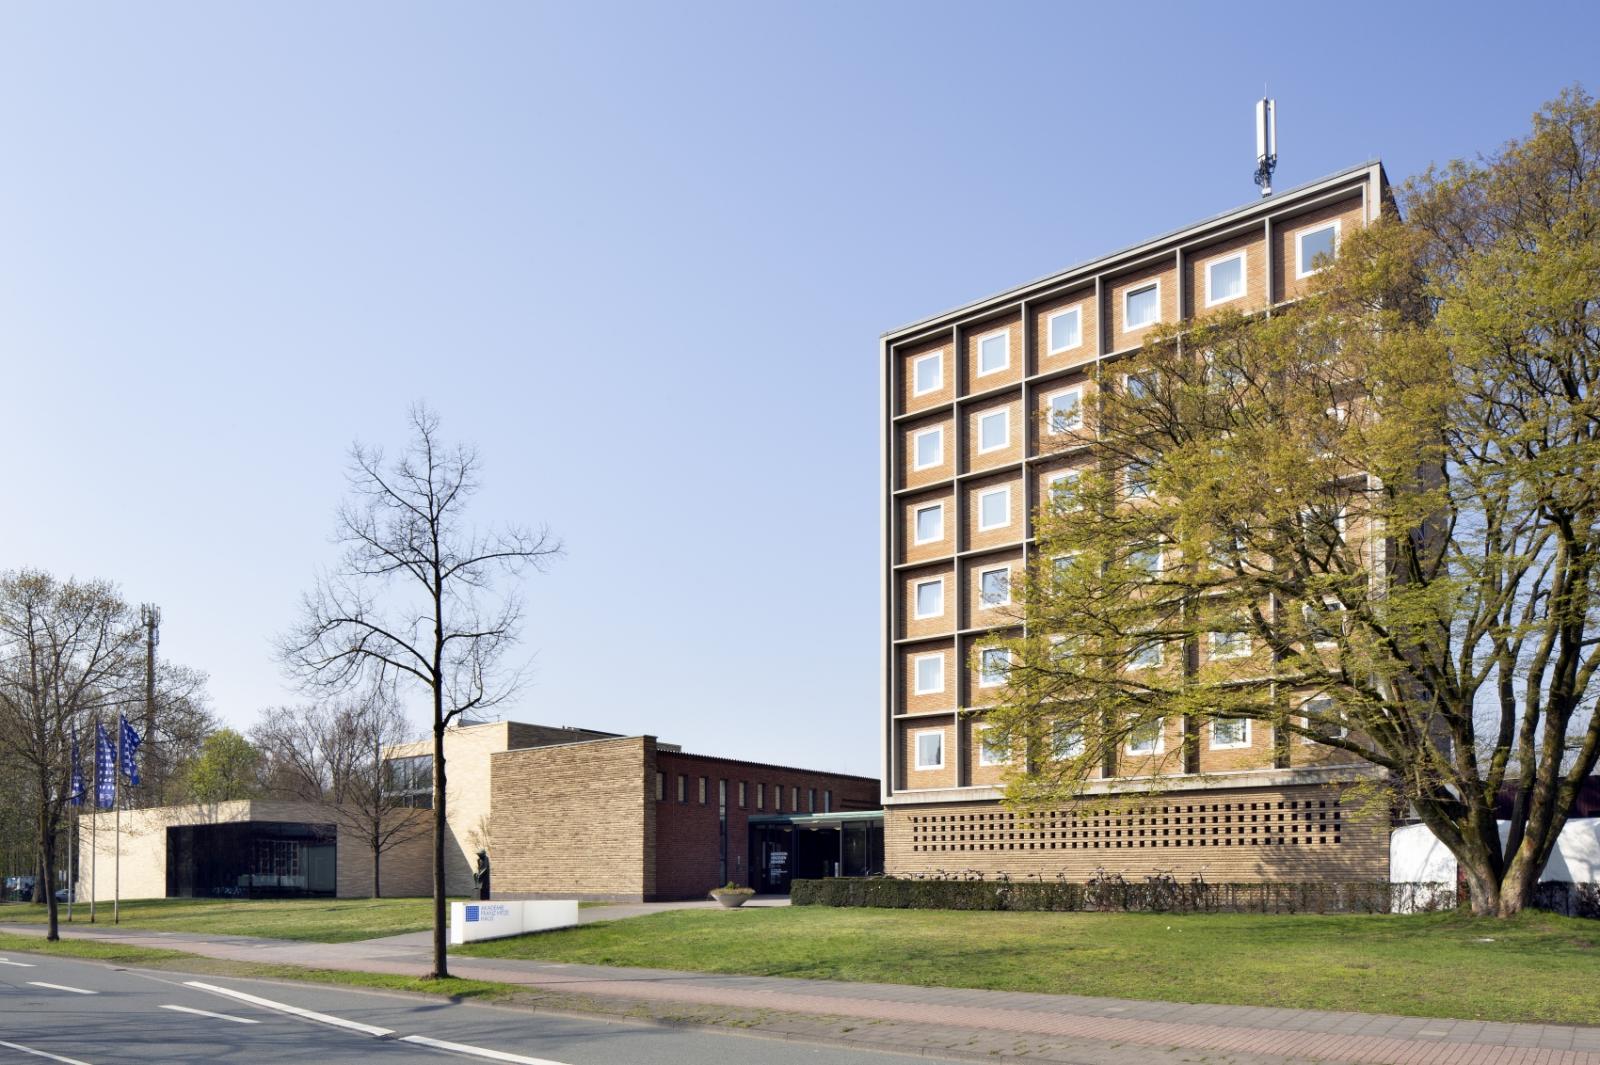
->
(254, 687, 429, 896)
(0, 571, 141, 940)
(280, 404, 559, 978)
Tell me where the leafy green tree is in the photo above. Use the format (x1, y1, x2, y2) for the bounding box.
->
(183, 728, 263, 804)
(988, 87, 1600, 917)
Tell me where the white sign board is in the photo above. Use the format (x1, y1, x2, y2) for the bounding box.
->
(449, 900, 579, 945)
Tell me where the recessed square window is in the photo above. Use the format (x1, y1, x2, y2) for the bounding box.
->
(913, 503, 944, 544)
(913, 351, 943, 396)
(913, 578, 944, 619)
(1301, 695, 1347, 741)
(976, 723, 1008, 764)
(1124, 282, 1161, 330)
(1205, 252, 1246, 306)
(1127, 718, 1163, 754)
(914, 729, 945, 770)
(978, 565, 1010, 607)
(1047, 307, 1082, 353)
(913, 653, 945, 695)
(1210, 627, 1251, 660)
(978, 648, 1009, 688)
(1046, 388, 1082, 434)
(1126, 459, 1155, 499)
(1297, 222, 1339, 278)
(1047, 470, 1081, 510)
(978, 409, 1009, 453)
(1211, 718, 1250, 749)
(912, 426, 943, 471)
(978, 331, 1010, 376)
(1051, 723, 1085, 759)
(977, 486, 1011, 531)
(1129, 543, 1162, 575)
(1129, 639, 1163, 671)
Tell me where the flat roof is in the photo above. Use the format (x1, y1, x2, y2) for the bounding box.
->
(748, 811, 884, 827)
(883, 160, 1386, 342)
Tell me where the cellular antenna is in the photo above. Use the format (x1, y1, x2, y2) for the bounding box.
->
(1254, 97, 1277, 197)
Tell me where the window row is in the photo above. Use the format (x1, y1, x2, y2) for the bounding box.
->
(908, 716, 1254, 773)
(898, 214, 1347, 417)
(653, 772, 833, 814)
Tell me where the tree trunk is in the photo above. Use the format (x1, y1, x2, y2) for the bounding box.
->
(39, 818, 59, 941)
(429, 713, 448, 979)
(372, 842, 381, 899)
(1457, 852, 1503, 916)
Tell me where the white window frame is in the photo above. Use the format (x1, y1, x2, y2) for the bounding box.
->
(1208, 627, 1252, 660)
(1126, 718, 1164, 755)
(978, 648, 1010, 689)
(912, 426, 944, 471)
(913, 728, 945, 770)
(912, 502, 944, 545)
(1128, 636, 1164, 671)
(1046, 469, 1081, 511)
(912, 577, 945, 620)
(1204, 250, 1247, 307)
(976, 486, 1012, 532)
(1044, 386, 1083, 435)
(976, 329, 1010, 377)
(1051, 722, 1085, 760)
(912, 652, 945, 695)
(1300, 695, 1347, 742)
(1296, 220, 1341, 279)
(1209, 717, 1251, 750)
(977, 408, 1010, 454)
(977, 564, 1012, 608)
(1304, 598, 1346, 650)
(1122, 279, 1162, 331)
(1129, 542, 1163, 575)
(975, 722, 1009, 765)
(1126, 459, 1155, 500)
(1046, 305, 1083, 354)
(912, 350, 944, 397)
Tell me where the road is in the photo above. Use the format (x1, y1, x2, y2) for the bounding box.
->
(0, 952, 965, 1065)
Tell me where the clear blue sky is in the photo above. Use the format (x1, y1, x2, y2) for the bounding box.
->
(1, 2, 1592, 777)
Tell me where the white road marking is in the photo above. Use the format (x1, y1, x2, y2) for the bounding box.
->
(160, 1004, 259, 1024)
(399, 1034, 574, 1065)
(0, 1039, 95, 1065)
(182, 981, 394, 1037)
(26, 981, 96, 995)
(0, 957, 37, 967)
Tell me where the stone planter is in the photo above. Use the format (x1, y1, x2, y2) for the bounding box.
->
(710, 889, 754, 909)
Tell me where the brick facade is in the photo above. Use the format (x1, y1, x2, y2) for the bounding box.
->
(880, 163, 1396, 884)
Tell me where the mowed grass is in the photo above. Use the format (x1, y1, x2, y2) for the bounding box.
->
(457, 906, 1600, 1024)
(0, 896, 447, 943)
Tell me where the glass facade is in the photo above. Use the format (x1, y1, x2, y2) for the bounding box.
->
(750, 814, 884, 893)
(166, 821, 337, 899)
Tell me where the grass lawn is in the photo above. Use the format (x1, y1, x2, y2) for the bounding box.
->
(458, 906, 1600, 1025)
(0, 896, 451, 943)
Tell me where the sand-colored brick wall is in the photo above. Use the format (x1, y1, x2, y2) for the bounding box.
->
(962, 550, 1024, 630)
(900, 489, 954, 565)
(899, 716, 957, 791)
(885, 781, 1389, 882)
(900, 563, 956, 641)
(964, 473, 1025, 552)
(1034, 290, 1097, 374)
(489, 736, 653, 901)
(899, 336, 954, 416)
(900, 413, 955, 490)
(1275, 196, 1365, 302)
(964, 314, 1025, 393)
(1107, 261, 1178, 347)
(965, 395, 1024, 473)
(1186, 229, 1269, 317)
(74, 799, 432, 901)
(901, 640, 956, 714)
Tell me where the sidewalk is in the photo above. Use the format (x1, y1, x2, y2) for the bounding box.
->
(4, 920, 1597, 1065)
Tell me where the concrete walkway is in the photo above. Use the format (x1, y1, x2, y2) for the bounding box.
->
(4, 919, 1597, 1065)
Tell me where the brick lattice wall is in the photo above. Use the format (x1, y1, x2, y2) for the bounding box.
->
(885, 783, 1388, 882)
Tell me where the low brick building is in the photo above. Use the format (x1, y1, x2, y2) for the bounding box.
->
(490, 734, 880, 901)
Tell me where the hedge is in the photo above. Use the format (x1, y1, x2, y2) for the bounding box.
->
(790, 877, 1600, 916)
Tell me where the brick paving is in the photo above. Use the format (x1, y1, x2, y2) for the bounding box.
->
(4, 920, 1597, 1064)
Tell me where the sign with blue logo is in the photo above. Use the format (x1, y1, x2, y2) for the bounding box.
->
(465, 905, 480, 922)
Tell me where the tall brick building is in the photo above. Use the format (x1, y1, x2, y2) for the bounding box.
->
(879, 162, 1395, 882)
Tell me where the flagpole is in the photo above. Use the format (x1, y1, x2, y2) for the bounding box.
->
(66, 804, 75, 923)
(113, 736, 121, 926)
(89, 803, 97, 923)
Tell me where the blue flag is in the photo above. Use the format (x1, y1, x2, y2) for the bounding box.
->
(68, 729, 84, 807)
(119, 714, 142, 788)
(95, 722, 115, 809)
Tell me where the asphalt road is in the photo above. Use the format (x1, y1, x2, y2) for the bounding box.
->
(0, 952, 965, 1065)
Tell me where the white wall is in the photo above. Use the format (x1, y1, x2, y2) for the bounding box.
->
(1391, 818, 1600, 883)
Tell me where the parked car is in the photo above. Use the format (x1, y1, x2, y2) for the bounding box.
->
(4, 876, 37, 900)
(54, 888, 76, 903)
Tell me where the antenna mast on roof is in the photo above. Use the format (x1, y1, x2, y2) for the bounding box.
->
(1254, 97, 1277, 198)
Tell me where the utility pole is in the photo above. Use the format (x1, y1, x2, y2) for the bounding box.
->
(140, 604, 159, 787)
